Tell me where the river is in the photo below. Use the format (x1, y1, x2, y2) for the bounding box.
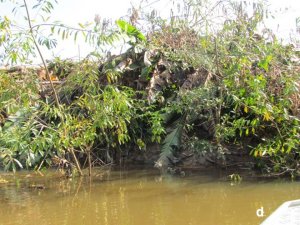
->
(0, 168, 299, 225)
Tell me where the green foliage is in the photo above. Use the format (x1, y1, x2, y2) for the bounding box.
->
(0, 0, 120, 65)
(187, 138, 214, 156)
(146, 0, 300, 175)
(156, 123, 183, 168)
(209, 6, 300, 173)
(0, 62, 139, 170)
(217, 20, 300, 155)
(147, 111, 166, 143)
(0, 0, 59, 64)
(0, 70, 44, 171)
(47, 57, 75, 79)
(0, 0, 300, 177)
(116, 20, 146, 43)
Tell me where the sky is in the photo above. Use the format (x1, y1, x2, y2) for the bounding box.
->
(0, 0, 141, 64)
(0, 0, 300, 65)
(264, 0, 300, 42)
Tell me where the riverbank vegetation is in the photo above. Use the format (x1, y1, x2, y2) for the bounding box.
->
(0, 0, 299, 177)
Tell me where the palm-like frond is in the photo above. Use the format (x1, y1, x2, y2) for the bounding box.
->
(155, 123, 183, 169)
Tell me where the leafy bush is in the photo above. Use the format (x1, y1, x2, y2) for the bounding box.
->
(0, 0, 299, 177)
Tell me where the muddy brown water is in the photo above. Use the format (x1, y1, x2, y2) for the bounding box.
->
(0, 168, 299, 225)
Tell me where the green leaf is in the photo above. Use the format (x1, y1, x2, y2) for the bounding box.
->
(74, 31, 78, 42)
(141, 67, 151, 78)
(116, 20, 146, 42)
(156, 124, 183, 168)
(258, 55, 272, 72)
(62, 30, 65, 40)
(78, 23, 85, 28)
(13, 158, 23, 169)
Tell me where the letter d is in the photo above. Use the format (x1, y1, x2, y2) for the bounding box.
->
(256, 207, 264, 217)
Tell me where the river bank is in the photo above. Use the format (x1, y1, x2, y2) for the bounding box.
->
(1, 2, 300, 178)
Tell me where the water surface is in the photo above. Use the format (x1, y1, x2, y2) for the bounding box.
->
(0, 169, 299, 225)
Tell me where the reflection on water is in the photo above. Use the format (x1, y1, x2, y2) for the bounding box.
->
(0, 169, 299, 225)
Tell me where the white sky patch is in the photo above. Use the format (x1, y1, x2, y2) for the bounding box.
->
(0, 0, 299, 65)
(264, 0, 300, 43)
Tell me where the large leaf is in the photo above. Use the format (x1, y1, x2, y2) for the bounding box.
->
(155, 124, 183, 169)
(116, 20, 146, 42)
